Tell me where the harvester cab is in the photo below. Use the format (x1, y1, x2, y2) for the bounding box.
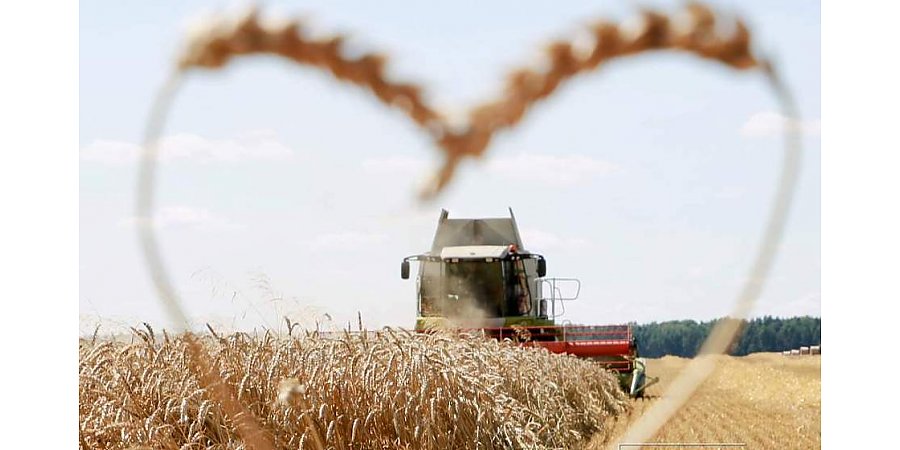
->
(400, 208, 658, 397)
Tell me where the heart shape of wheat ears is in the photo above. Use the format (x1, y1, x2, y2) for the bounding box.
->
(136, 2, 801, 448)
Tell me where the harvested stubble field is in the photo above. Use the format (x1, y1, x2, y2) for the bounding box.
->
(589, 352, 822, 449)
(78, 328, 820, 450)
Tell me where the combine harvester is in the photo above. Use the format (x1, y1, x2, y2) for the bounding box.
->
(401, 209, 658, 397)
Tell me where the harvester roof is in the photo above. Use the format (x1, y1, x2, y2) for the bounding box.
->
(430, 208, 525, 254)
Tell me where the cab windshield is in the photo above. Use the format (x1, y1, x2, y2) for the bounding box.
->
(444, 260, 504, 314)
(418, 258, 532, 318)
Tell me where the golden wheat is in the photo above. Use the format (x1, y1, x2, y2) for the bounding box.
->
(79, 327, 629, 449)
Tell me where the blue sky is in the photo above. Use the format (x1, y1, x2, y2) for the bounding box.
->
(79, 0, 820, 333)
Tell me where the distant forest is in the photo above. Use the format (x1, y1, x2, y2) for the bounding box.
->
(632, 316, 821, 358)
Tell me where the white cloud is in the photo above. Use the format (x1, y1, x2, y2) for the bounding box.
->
(360, 153, 618, 186)
(372, 207, 443, 227)
(740, 111, 821, 138)
(520, 228, 591, 252)
(486, 153, 619, 186)
(80, 140, 142, 165)
(686, 266, 708, 279)
(361, 156, 428, 175)
(119, 205, 244, 232)
(81, 130, 295, 165)
(713, 186, 747, 200)
(302, 231, 389, 251)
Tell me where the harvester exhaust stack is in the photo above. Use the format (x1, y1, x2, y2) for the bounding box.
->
(401, 209, 656, 397)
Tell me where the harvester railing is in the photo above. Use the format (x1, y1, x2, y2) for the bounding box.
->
(539, 278, 581, 317)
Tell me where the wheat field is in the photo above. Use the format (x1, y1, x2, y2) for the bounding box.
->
(78, 327, 820, 449)
(79, 327, 630, 450)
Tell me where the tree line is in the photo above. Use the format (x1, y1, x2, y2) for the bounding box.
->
(631, 316, 821, 358)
